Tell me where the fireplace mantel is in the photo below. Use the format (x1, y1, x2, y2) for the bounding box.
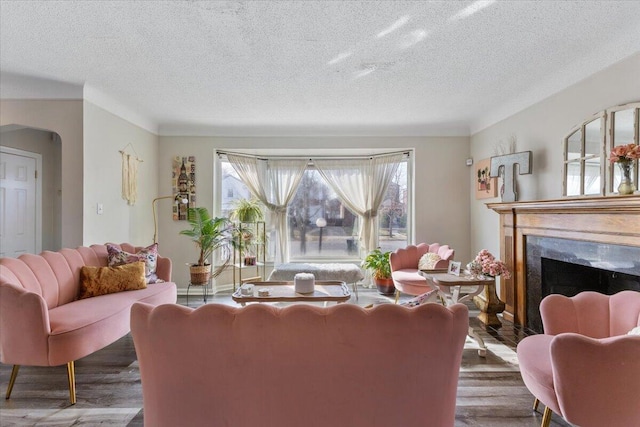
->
(487, 195, 640, 325)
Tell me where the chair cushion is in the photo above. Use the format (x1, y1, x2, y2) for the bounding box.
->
(391, 269, 434, 296)
(517, 334, 561, 414)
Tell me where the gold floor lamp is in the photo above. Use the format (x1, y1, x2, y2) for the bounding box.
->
(152, 195, 189, 244)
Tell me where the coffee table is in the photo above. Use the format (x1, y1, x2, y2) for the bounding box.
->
(232, 280, 351, 306)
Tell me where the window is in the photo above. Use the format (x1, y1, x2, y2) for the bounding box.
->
(219, 154, 410, 261)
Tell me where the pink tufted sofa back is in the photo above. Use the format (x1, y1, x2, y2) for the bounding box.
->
(132, 302, 469, 427)
(0, 243, 171, 310)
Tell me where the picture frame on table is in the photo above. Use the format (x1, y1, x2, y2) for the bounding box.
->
(448, 261, 462, 276)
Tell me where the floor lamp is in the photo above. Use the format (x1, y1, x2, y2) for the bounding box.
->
(152, 195, 189, 244)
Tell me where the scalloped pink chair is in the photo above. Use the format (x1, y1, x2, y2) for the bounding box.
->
(389, 243, 454, 301)
(517, 291, 640, 427)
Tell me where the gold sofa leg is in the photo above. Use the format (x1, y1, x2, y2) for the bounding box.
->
(541, 406, 552, 427)
(5, 365, 20, 399)
(67, 361, 76, 404)
(533, 398, 540, 411)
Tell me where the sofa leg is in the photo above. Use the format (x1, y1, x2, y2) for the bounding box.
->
(67, 361, 76, 405)
(541, 406, 552, 427)
(533, 398, 540, 412)
(5, 365, 20, 399)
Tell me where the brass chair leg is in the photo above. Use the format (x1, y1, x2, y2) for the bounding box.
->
(67, 361, 76, 404)
(6, 365, 20, 399)
(533, 398, 540, 412)
(394, 289, 400, 304)
(541, 406, 552, 427)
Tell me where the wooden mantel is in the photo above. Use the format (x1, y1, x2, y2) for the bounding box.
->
(487, 195, 640, 326)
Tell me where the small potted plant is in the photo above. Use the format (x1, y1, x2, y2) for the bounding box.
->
(362, 248, 395, 295)
(180, 207, 235, 284)
(229, 197, 264, 223)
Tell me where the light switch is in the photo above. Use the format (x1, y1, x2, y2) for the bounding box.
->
(97, 203, 104, 215)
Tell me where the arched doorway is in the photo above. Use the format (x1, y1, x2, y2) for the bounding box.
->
(0, 125, 62, 255)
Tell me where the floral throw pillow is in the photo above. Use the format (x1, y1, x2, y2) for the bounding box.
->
(399, 289, 440, 307)
(107, 243, 159, 283)
(418, 252, 442, 270)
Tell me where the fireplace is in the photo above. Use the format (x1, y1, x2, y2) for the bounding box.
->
(525, 236, 640, 332)
(488, 195, 640, 328)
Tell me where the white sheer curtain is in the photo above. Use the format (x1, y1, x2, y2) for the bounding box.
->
(313, 153, 403, 255)
(226, 154, 307, 263)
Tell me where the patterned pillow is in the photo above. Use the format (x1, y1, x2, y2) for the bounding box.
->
(79, 261, 146, 299)
(399, 289, 440, 307)
(107, 243, 159, 283)
(418, 252, 442, 270)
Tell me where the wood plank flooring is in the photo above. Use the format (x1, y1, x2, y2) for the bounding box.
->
(0, 286, 570, 426)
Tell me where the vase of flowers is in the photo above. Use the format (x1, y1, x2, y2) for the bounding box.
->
(609, 143, 639, 195)
(469, 249, 509, 327)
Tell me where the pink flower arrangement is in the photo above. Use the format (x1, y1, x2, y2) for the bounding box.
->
(471, 249, 511, 279)
(609, 143, 640, 164)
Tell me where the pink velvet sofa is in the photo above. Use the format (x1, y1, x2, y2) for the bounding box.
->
(0, 243, 177, 404)
(131, 302, 469, 427)
(517, 291, 640, 427)
(390, 243, 455, 297)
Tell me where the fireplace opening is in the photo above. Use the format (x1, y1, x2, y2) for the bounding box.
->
(542, 258, 640, 299)
(526, 236, 640, 333)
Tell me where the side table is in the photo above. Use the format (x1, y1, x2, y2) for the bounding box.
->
(420, 272, 493, 357)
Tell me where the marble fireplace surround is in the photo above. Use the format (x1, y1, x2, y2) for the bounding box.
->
(488, 195, 640, 328)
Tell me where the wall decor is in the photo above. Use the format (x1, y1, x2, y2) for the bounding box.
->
(172, 156, 196, 220)
(475, 158, 497, 199)
(119, 143, 143, 205)
(490, 151, 532, 202)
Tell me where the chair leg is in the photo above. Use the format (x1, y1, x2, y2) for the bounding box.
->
(394, 289, 400, 304)
(67, 361, 76, 405)
(541, 406, 552, 427)
(5, 365, 20, 399)
(533, 398, 540, 412)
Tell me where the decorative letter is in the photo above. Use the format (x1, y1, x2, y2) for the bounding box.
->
(490, 151, 532, 202)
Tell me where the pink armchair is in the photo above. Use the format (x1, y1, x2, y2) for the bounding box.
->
(390, 243, 454, 300)
(517, 291, 640, 427)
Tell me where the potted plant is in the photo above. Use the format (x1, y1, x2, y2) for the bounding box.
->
(362, 248, 395, 295)
(179, 207, 235, 284)
(229, 197, 264, 223)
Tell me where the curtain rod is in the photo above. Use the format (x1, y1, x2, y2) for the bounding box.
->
(216, 150, 411, 161)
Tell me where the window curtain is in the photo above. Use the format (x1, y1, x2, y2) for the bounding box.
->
(313, 153, 403, 255)
(226, 154, 307, 264)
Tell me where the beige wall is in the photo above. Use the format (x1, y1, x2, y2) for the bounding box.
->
(470, 53, 640, 278)
(83, 101, 159, 246)
(0, 100, 83, 248)
(0, 128, 62, 250)
(158, 136, 471, 288)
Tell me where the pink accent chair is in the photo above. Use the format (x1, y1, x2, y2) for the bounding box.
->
(517, 291, 640, 427)
(131, 302, 469, 427)
(0, 244, 177, 404)
(390, 243, 454, 299)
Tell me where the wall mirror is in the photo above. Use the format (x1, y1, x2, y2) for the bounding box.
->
(562, 101, 639, 197)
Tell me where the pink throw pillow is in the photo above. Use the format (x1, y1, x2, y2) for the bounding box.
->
(107, 243, 159, 283)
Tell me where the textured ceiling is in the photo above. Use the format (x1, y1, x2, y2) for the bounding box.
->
(1, 1, 639, 136)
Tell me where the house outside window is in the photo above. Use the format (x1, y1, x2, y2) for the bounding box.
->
(219, 156, 410, 261)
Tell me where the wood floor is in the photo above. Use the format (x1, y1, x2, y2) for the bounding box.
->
(0, 286, 571, 426)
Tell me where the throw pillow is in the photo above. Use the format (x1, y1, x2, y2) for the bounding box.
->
(399, 289, 440, 307)
(418, 252, 442, 270)
(107, 243, 159, 283)
(79, 261, 146, 299)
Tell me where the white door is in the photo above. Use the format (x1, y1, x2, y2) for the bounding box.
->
(0, 148, 40, 257)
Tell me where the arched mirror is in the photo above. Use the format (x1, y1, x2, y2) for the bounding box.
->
(563, 101, 639, 197)
(563, 113, 605, 197)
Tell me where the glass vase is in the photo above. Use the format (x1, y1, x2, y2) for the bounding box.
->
(617, 161, 636, 195)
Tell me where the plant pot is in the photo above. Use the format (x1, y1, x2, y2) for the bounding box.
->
(190, 264, 211, 285)
(374, 277, 395, 296)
